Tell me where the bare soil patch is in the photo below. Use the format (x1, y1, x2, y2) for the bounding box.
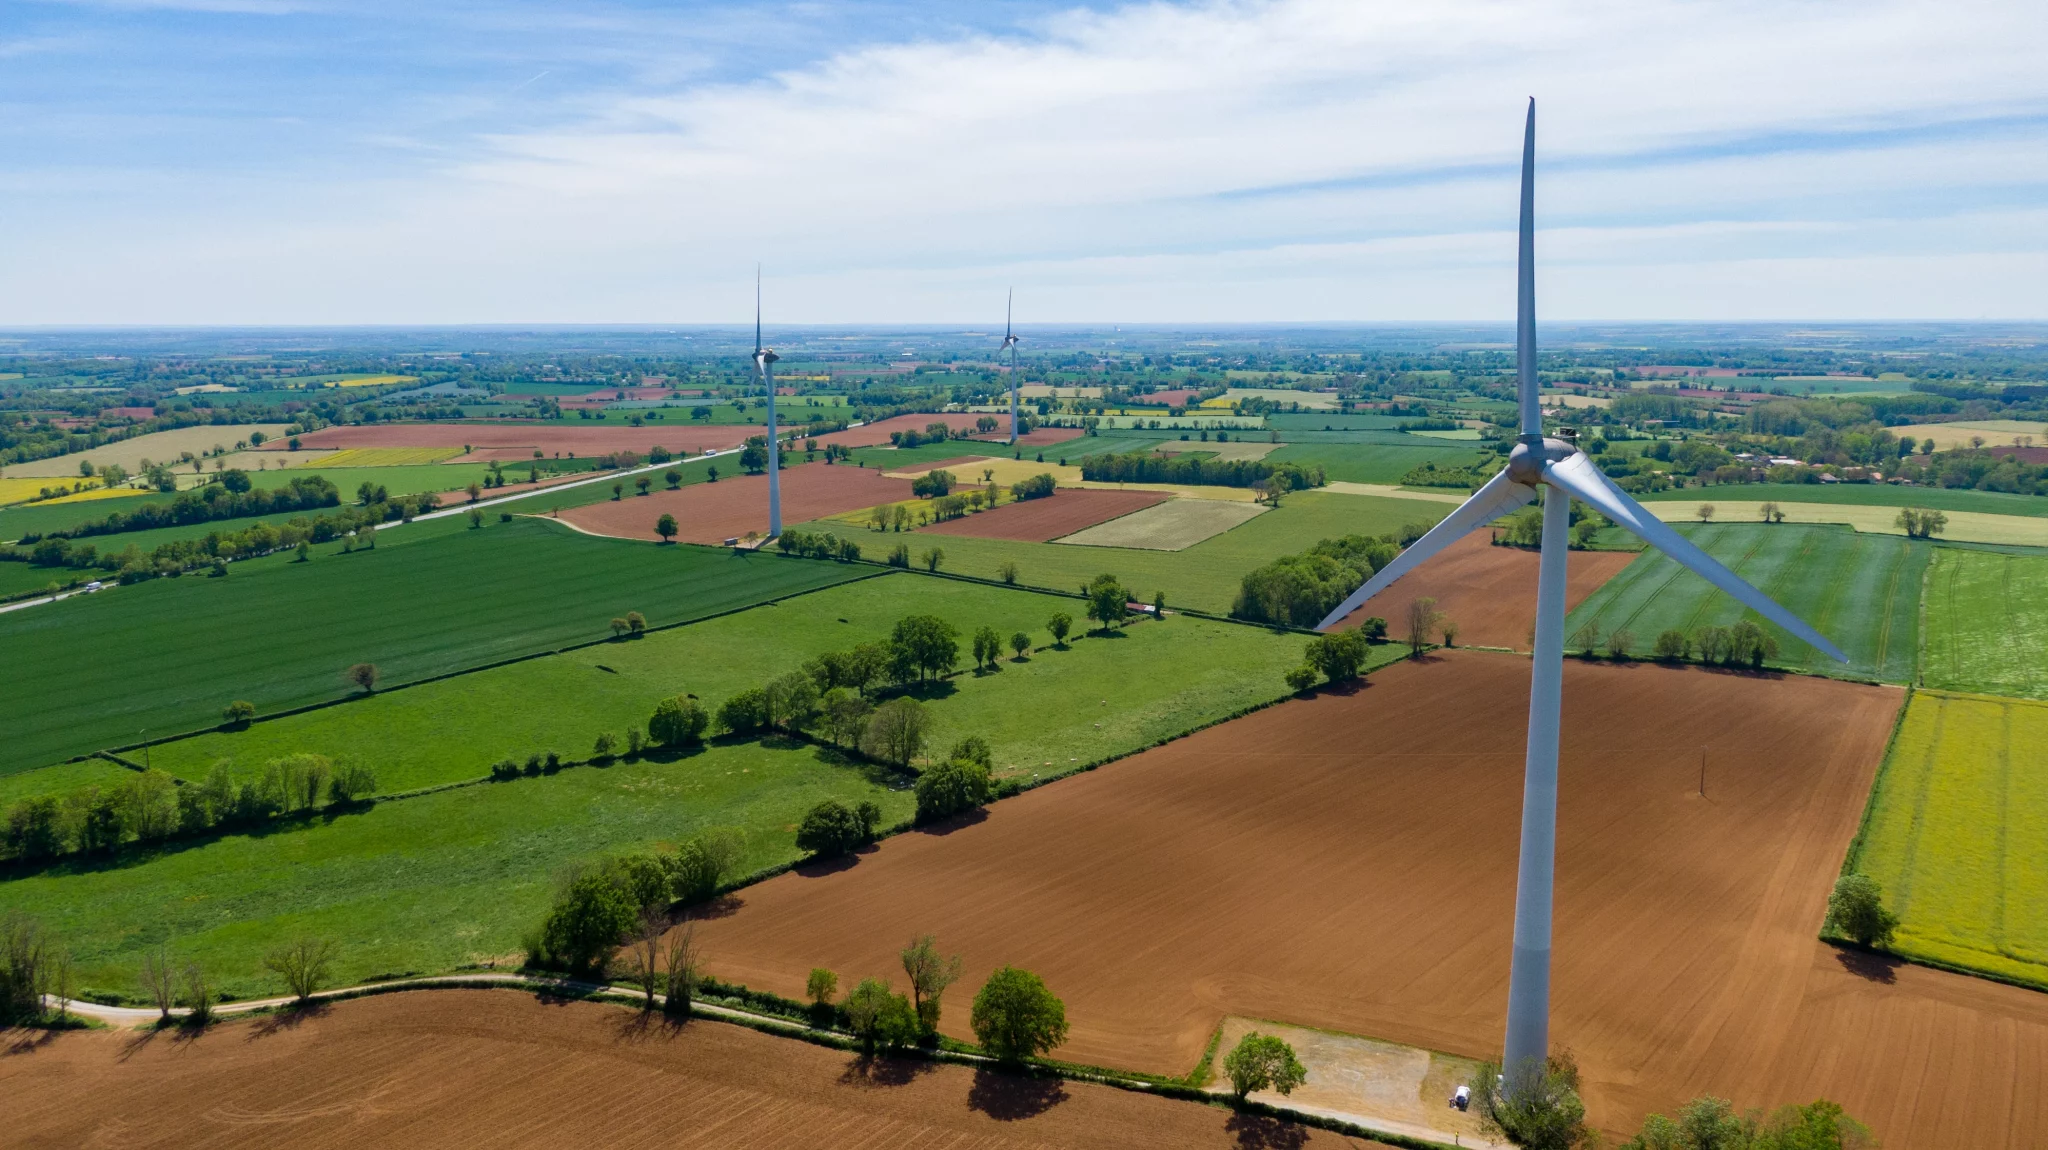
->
(918, 489, 1171, 543)
(559, 462, 912, 544)
(0, 990, 1377, 1149)
(1335, 533, 1636, 650)
(1056, 498, 1265, 550)
(816, 413, 992, 448)
(692, 655, 2045, 1147)
(271, 423, 752, 458)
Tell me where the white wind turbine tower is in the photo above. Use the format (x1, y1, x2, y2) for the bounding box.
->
(1002, 289, 1022, 443)
(753, 268, 781, 539)
(1314, 99, 1847, 1091)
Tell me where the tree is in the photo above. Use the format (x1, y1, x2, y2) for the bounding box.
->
(915, 757, 992, 824)
(467, 482, 482, 503)
(328, 759, 376, 803)
(765, 670, 821, 729)
(664, 468, 682, 489)
(1153, 590, 1166, 617)
(662, 923, 701, 1017)
(997, 560, 1019, 585)
(222, 699, 255, 727)
(863, 697, 931, 765)
(592, 732, 618, 763)
(468, 507, 483, 529)
(845, 977, 919, 1053)
(1009, 631, 1031, 659)
(346, 662, 378, 693)
(1605, 627, 1636, 660)
(538, 869, 638, 974)
(1406, 596, 1441, 657)
(1047, 612, 1073, 647)
(806, 967, 839, 1008)
(1569, 620, 1603, 657)
(668, 827, 745, 903)
(1085, 574, 1128, 632)
(648, 696, 709, 746)
(706, 465, 719, 482)
(1898, 506, 1947, 539)
(1475, 1052, 1594, 1150)
(263, 937, 336, 1004)
(920, 547, 944, 572)
(718, 688, 771, 735)
(655, 513, 678, 542)
(296, 539, 311, 560)
(796, 799, 876, 858)
(611, 616, 631, 638)
(911, 469, 956, 498)
(822, 688, 875, 747)
(626, 610, 646, 635)
(972, 625, 1004, 670)
(621, 911, 667, 1010)
(1284, 664, 1318, 693)
(1653, 629, 1690, 661)
(636, 476, 652, 496)
(180, 960, 214, 1026)
(1224, 1031, 1308, 1099)
(970, 966, 1068, 1062)
(900, 934, 964, 1037)
(1696, 503, 1715, 523)
(1727, 620, 1778, 669)
(5, 796, 66, 861)
(740, 442, 768, 473)
(0, 912, 55, 1026)
(140, 943, 176, 1024)
(612, 481, 624, 501)
(1302, 630, 1370, 683)
(1825, 873, 1899, 947)
(1759, 501, 1785, 523)
(890, 615, 959, 682)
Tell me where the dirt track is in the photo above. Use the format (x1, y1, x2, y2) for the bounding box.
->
(274, 423, 753, 457)
(917, 489, 1169, 542)
(0, 990, 1379, 1149)
(692, 653, 2048, 1146)
(558, 462, 911, 544)
(1336, 533, 1636, 650)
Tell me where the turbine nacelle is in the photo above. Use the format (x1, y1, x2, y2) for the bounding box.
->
(1506, 435, 1577, 487)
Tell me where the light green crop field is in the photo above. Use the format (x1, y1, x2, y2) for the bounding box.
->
(142, 573, 1308, 795)
(1849, 691, 2048, 990)
(1268, 442, 1487, 484)
(798, 490, 1449, 614)
(0, 519, 869, 776)
(1922, 549, 2048, 698)
(0, 757, 140, 807)
(1561, 523, 1930, 681)
(249, 463, 493, 499)
(1635, 483, 2048, 518)
(5, 739, 914, 1003)
(0, 493, 166, 540)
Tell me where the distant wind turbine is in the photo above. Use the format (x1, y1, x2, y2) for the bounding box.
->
(1313, 98, 1846, 1093)
(754, 267, 781, 539)
(1001, 290, 1021, 444)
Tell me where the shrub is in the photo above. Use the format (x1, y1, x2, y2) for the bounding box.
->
(648, 696, 709, 747)
(221, 699, 255, 727)
(1284, 664, 1318, 693)
(1010, 473, 1056, 500)
(490, 758, 521, 782)
(795, 799, 879, 858)
(1475, 1053, 1592, 1150)
(263, 937, 336, 1003)
(668, 827, 746, 904)
(862, 697, 931, 765)
(592, 732, 618, 763)
(1304, 630, 1370, 683)
(346, 662, 378, 693)
(0, 912, 55, 1026)
(998, 560, 1020, 585)
(915, 758, 992, 825)
(718, 688, 771, 735)
(1825, 873, 1899, 947)
(1047, 612, 1073, 647)
(807, 967, 839, 1007)
(328, 759, 376, 803)
(1224, 1031, 1307, 1099)
(970, 966, 1068, 1062)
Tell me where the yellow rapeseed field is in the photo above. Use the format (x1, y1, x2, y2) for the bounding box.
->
(0, 477, 133, 506)
(292, 447, 465, 468)
(328, 374, 419, 388)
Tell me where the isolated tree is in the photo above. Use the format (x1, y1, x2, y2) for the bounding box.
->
(1224, 1031, 1308, 1099)
(795, 799, 874, 858)
(139, 944, 177, 1024)
(222, 699, 255, 727)
(627, 610, 646, 635)
(664, 468, 682, 489)
(1085, 574, 1128, 632)
(655, 513, 678, 542)
(610, 616, 631, 638)
(648, 696, 708, 746)
(970, 966, 1068, 1062)
(862, 696, 931, 765)
(901, 934, 964, 1037)
(263, 937, 336, 1004)
(636, 476, 652, 496)
(1759, 501, 1784, 524)
(466, 482, 482, 503)
(1047, 612, 1073, 647)
(806, 967, 839, 1009)
(1010, 632, 1032, 659)
(997, 561, 1019, 585)
(1897, 506, 1948, 539)
(468, 507, 483, 529)
(612, 481, 624, 501)
(345, 662, 378, 693)
(1303, 630, 1369, 683)
(1825, 873, 1900, 947)
(1696, 503, 1715, 523)
(1406, 596, 1442, 657)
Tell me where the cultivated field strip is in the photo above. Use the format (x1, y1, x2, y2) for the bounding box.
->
(1922, 548, 2048, 698)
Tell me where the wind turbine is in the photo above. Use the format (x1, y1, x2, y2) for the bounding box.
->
(1002, 289, 1021, 444)
(753, 267, 782, 539)
(1313, 99, 1847, 1090)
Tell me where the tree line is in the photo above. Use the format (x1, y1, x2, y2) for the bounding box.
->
(21, 472, 339, 543)
(1232, 531, 1418, 628)
(1079, 453, 1325, 490)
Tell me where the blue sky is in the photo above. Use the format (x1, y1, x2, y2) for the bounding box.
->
(5, 0, 2048, 323)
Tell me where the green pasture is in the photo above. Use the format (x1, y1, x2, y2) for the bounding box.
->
(254, 463, 493, 499)
(1761, 376, 1917, 396)
(0, 562, 80, 598)
(1267, 413, 1411, 431)
(1635, 483, 2048, 518)
(0, 757, 139, 807)
(1922, 549, 2048, 698)
(144, 573, 1307, 795)
(1561, 523, 1929, 681)
(0, 493, 166, 541)
(798, 489, 1449, 614)
(0, 519, 869, 775)
(1269, 442, 1489, 485)
(6, 739, 912, 1002)
(1849, 691, 2048, 990)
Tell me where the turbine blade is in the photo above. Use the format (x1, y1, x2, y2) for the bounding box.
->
(1541, 453, 1849, 662)
(1006, 288, 1013, 339)
(1517, 97, 1539, 439)
(754, 265, 762, 357)
(1314, 468, 1537, 631)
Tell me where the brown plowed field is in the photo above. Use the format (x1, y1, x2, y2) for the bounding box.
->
(558, 462, 911, 544)
(693, 654, 2048, 1147)
(269, 422, 753, 457)
(816, 413, 993, 447)
(1335, 533, 1636, 650)
(917, 489, 1170, 542)
(0, 990, 1379, 1150)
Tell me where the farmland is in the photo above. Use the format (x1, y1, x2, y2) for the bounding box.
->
(1633, 481, 2048, 517)
(1268, 441, 1488, 484)
(1337, 533, 1636, 650)
(0, 519, 869, 774)
(1561, 522, 1929, 680)
(1055, 497, 1265, 550)
(0, 991, 1363, 1150)
(280, 421, 752, 458)
(1922, 548, 2048, 698)
(915, 488, 1167, 542)
(1, 423, 296, 477)
(686, 653, 2039, 1148)
(1639, 498, 2048, 547)
(1850, 691, 2048, 991)
(560, 462, 911, 544)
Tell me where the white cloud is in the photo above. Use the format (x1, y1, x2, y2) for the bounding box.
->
(6, 0, 2048, 322)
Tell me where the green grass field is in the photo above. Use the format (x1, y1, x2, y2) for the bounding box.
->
(1561, 523, 1930, 681)
(1635, 483, 2048, 517)
(254, 463, 492, 499)
(142, 573, 1308, 795)
(0, 757, 140, 807)
(1921, 549, 2048, 698)
(1268, 442, 1488, 484)
(6, 739, 912, 1002)
(798, 490, 1449, 614)
(0, 493, 167, 541)
(1267, 413, 1411, 431)
(0, 519, 870, 775)
(1849, 690, 2048, 990)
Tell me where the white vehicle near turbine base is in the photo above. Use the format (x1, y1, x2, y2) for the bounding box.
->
(1313, 99, 1846, 1098)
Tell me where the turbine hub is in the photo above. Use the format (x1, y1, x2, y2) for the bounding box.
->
(1506, 434, 1577, 486)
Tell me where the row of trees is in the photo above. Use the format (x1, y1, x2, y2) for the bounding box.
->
(773, 529, 863, 560)
(1232, 533, 1404, 628)
(530, 829, 749, 975)
(1571, 620, 1782, 668)
(4, 496, 422, 584)
(24, 473, 338, 542)
(1080, 453, 1324, 491)
(809, 940, 1068, 1063)
(2, 757, 375, 864)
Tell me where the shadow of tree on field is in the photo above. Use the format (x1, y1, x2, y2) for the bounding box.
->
(1, 1027, 63, 1057)
(680, 893, 745, 920)
(611, 1005, 688, 1044)
(247, 1001, 329, 1041)
(791, 849, 868, 879)
(1832, 944, 1901, 985)
(1223, 1111, 1312, 1149)
(915, 808, 989, 838)
(967, 1067, 1068, 1120)
(839, 1052, 939, 1089)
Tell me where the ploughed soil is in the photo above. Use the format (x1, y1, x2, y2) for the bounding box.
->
(0, 990, 1382, 1149)
(917, 489, 1170, 542)
(694, 654, 2048, 1148)
(1335, 532, 1637, 650)
(558, 461, 911, 544)
(271, 423, 753, 458)
(816, 413, 995, 448)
